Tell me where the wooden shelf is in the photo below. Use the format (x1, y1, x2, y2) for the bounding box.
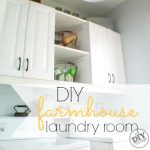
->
(55, 10, 87, 30)
(55, 45, 89, 62)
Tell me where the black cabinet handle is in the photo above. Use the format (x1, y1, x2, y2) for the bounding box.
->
(25, 58, 29, 72)
(108, 73, 111, 83)
(18, 57, 21, 71)
(112, 74, 115, 83)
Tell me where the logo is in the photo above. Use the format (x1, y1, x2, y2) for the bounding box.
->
(129, 128, 149, 148)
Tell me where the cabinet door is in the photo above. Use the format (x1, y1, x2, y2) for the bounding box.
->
(23, 2, 55, 80)
(0, 0, 28, 77)
(106, 30, 126, 85)
(89, 23, 109, 86)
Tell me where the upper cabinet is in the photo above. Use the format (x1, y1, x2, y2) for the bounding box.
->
(0, 0, 55, 80)
(106, 29, 126, 85)
(88, 23, 108, 87)
(0, 0, 29, 77)
(88, 22, 126, 88)
(0, 0, 126, 93)
(23, 2, 55, 80)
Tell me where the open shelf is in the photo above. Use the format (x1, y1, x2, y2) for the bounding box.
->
(55, 45, 89, 62)
(55, 10, 87, 30)
(55, 11, 91, 84)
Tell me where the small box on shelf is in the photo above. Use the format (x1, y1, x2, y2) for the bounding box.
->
(54, 62, 77, 82)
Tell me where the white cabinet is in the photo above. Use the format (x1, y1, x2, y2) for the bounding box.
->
(89, 23, 109, 86)
(0, 1, 125, 91)
(106, 29, 126, 85)
(0, 0, 28, 77)
(89, 22, 126, 87)
(0, 0, 55, 80)
(23, 2, 55, 80)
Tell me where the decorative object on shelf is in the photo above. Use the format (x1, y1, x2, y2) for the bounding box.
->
(55, 62, 77, 82)
(64, 10, 71, 14)
(55, 31, 63, 45)
(62, 31, 77, 48)
(55, 7, 80, 18)
(83, 17, 87, 20)
(14, 105, 31, 117)
(72, 12, 79, 17)
(55, 7, 62, 11)
(55, 31, 77, 49)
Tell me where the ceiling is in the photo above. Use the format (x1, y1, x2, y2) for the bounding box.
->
(53, 0, 127, 16)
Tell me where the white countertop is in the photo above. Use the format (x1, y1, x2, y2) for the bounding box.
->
(0, 138, 90, 150)
(69, 129, 150, 143)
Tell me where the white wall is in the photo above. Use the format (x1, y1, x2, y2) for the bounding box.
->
(0, 85, 25, 116)
(105, 0, 150, 84)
